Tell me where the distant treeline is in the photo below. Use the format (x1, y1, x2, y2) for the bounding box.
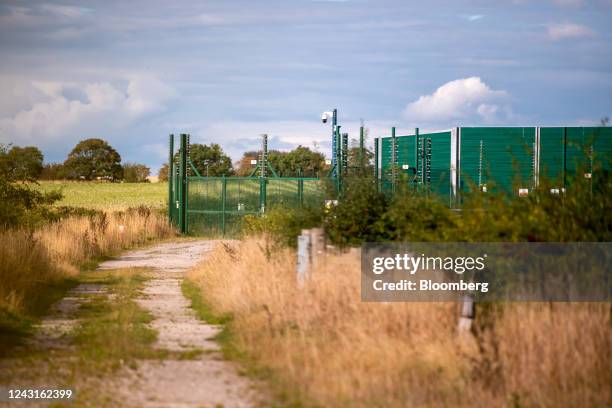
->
(1, 138, 151, 182)
(3, 136, 374, 182)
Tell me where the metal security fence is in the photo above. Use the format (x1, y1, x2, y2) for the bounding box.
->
(168, 134, 325, 236)
(186, 176, 324, 236)
(375, 126, 612, 207)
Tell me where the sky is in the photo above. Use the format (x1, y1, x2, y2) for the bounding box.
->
(0, 0, 611, 172)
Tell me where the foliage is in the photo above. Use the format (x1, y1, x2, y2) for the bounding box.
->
(1, 145, 44, 180)
(40, 163, 67, 180)
(322, 168, 611, 245)
(0, 144, 62, 228)
(268, 146, 325, 177)
(347, 145, 374, 176)
(63, 138, 123, 181)
(243, 206, 322, 247)
(157, 163, 169, 182)
(181, 143, 233, 176)
(234, 151, 258, 176)
(122, 163, 151, 183)
(324, 177, 392, 245)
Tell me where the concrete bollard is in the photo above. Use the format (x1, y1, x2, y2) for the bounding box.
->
(458, 295, 475, 336)
(297, 230, 311, 287)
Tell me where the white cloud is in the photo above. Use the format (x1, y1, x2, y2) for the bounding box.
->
(547, 23, 595, 40)
(0, 75, 176, 144)
(402, 77, 510, 124)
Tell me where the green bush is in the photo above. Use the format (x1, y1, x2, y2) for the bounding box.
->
(243, 206, 322, 247)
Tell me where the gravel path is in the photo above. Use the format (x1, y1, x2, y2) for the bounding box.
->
(98, 240, 260, 408)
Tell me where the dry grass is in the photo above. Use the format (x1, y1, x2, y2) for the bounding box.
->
(187, 237, 611, 407)
(0, 209, 174, 314)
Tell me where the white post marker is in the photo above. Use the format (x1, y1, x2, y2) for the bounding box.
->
(297, 232, 311, 287)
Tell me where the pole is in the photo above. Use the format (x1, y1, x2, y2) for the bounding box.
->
(168, 134, 174, 224)
(374, 137, 379, 190)
(336, 126, 342, 193)
(179, 134, 188, 234)
(259, 134, 268, 212)
(332, 109, 338, 178)
(359, 126, 364, 174)
(297, 168, 304, 206)
(341, 132, 348, 176)
(221, 174, 227, 236)
(391, 127, 396, 193)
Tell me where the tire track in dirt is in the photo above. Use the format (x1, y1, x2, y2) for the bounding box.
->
(97, 240, 261, 408)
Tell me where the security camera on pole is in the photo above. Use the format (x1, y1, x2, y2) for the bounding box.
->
(321, 109, 338, 178)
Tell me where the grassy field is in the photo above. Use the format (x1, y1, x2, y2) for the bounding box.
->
(36, 181, 168, 210)
(187, 238, 612, 408)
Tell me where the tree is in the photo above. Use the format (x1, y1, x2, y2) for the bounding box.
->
(268, 146, 325, 177)
(4, 146, 44, 180)
(40, 163, 67, 180)
(177, 143, 233, 176)
(158, 163, 169, 182)
(63, 138, 122, 181)
(234, 151, 259, 176)
(0, 144, 61, 228)
(123, 163, 151, 183)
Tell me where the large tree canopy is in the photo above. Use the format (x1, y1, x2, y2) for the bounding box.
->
(63, 138, 123, 181)
(179, 143, 233, 176)
(235, 146, 325, 177)
(0, 144, 60, 228)
(3, 145, 44, 180)
(268, 146, 325, 177)
(123, 163, 151, 183)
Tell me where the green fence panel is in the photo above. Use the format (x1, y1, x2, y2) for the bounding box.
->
(425, 131, 452, 204)
(460, 127, 536, 195)
(539, 127, 565, 186)
(185, 176, 324, 237)
(380, 134, 417, 192)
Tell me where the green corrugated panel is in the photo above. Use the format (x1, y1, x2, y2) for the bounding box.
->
(460, 127, 536, 194)
(539, 127, 565, 185)
(565, 126, 612, 183)
(424, 131, 452, 203)
(565, 127, 589, 178)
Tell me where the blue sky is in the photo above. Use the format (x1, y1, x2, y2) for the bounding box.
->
(1, 0, 611, 172)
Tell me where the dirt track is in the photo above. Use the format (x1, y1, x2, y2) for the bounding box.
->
(98, 240, 259, 408)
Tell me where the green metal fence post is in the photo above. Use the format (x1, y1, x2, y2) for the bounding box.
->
(336, 126, 342, 194)
(297, 168, 304, 206)
(168, 134, 174, 224)
(221, 174, 227, 236)
(391, 127, 396, 193)
(359, 126, 364, 174)
(179, 134, 188, 234)
(374, 137, 379, 190)
(185, 134, 190, 234)
(341, 132, 348, 176)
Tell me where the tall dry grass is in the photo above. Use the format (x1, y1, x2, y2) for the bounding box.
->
(188, 237, 611, 407)
(0, 209, 174, 314)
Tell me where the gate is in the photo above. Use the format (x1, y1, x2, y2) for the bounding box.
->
(168, 133, 325, 236)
